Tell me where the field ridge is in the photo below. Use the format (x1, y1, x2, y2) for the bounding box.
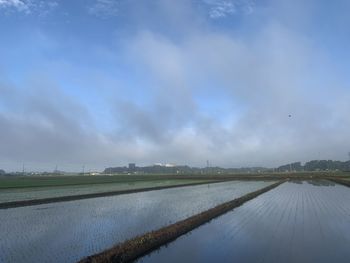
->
(78, 180, 285, 263)
(0, 180, 225, 209)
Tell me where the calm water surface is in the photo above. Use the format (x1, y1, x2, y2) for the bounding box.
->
(140, 181, 350, 263)
(0, 180, 273, 263)
(0, 179, 211, 203)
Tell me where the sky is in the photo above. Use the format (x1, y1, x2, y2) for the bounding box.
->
(1, 0, 350, 172)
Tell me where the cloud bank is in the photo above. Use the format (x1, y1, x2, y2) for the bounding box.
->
(1, 0, 350, 171)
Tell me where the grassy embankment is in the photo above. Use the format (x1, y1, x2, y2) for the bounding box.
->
(0, 175, 214, 189)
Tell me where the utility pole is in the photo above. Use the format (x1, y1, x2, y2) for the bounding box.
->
(82, 165, 85, 176)
(22, 163, 25, 176)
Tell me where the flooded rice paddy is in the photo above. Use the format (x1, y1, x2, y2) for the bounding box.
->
(0, 179, 212, 203)
(0, 180, 273, 263)
(140, 180, 350, 263)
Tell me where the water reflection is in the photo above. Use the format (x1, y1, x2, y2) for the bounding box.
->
(0, 181, 273, 263)
(140, 181, 350, 263)
(289, 180, 303, 184)
(306, 180, 336, 187)
(289, 180, 336, 187)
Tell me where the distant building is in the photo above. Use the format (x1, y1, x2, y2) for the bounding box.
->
(128, 163, 136, 172)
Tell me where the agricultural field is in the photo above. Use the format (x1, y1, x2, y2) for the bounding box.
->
(0, 180, 273, 263)
(0, 175, 219, 189)
(140, 180, 350, 263)
(0, 179, 214, 203)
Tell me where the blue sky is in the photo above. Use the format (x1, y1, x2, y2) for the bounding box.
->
(1, 0, 350, 172)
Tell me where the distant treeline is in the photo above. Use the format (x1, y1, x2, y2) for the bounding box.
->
(277, 160, 350, 172)
(105, 160, 350, 174)
(3, 159, 350, 176)
(103, 165, 269, 175)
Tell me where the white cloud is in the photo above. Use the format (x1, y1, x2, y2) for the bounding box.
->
(88, 0, 119, 18)
(35, 1, 58, 16)
(0, 0, 30, 13)
(203, 0, 255, 18)
(0, 0, 58, 15)
(207, 0, 236, 18)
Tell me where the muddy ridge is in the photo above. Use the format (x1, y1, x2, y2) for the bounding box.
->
(78, 180, 285, 263)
